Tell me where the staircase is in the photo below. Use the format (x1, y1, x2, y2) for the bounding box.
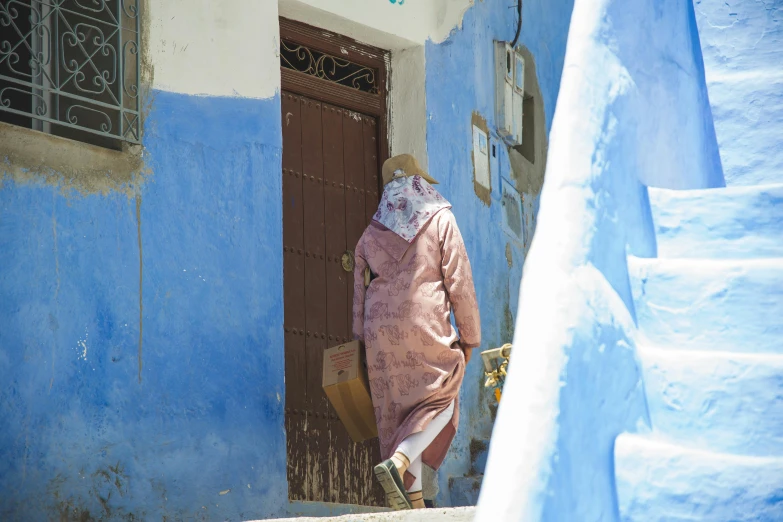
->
(613, 183, 783, 521)
(612, 0, 783, 518)
(693, 0, 783, 188)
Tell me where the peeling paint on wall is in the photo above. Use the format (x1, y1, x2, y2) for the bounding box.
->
(0, 122, 149, 197)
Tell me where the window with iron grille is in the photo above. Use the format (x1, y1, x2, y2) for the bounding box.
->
(0, 0, 141, 150)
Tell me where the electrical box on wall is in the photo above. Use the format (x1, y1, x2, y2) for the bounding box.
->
(472, 125, 491, 191)
(494, 42, 525, 146)
(500, 178, 524, 245)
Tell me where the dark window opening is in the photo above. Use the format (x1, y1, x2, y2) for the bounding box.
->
(502, 183, 523, 241)
(521, 94, 535, 163)
(0, 0, 141, 150)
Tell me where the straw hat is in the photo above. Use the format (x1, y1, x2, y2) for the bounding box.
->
(381, 154, 439, 187)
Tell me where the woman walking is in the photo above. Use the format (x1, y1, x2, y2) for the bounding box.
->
(352, 154, 481, 510)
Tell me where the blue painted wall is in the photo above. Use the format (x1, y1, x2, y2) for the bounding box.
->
(423, 0, 576, 504)
(1, 0, 582, 516)
(475, 0, 726, 520)
(694, 0, 783, 186)
(0, 91, 287, 521)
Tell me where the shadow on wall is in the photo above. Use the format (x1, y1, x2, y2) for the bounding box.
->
(476, 0, 724, 520)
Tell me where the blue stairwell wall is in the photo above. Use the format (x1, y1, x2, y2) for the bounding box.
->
(695, 0, 783, 186)
(0, 91, 288, 521)
(475, 0, 725, 520)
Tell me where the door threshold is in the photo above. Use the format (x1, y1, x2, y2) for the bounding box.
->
(285, 500, 390, 518)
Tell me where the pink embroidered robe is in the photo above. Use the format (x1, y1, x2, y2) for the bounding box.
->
(352, 208, 481, 481)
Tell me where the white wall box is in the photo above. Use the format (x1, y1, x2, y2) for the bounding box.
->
(494, 42, 525, 146)
(473, 124, 491, 190)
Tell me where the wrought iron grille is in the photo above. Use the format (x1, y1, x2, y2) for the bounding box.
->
(280, 39, 379, 95)
(0, 0, 141, 146)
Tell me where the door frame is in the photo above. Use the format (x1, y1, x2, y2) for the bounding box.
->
(279, 17, 390, 167)
(279, 17, 391, 506)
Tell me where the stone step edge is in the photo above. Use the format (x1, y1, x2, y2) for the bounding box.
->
(628, 255, 783, 269)
(635, 342, 783, 365)
(648, 182, 783, 198)
(615, 432, 783, 469)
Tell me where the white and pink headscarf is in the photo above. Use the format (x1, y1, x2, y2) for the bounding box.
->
(373, 174, 451, 243)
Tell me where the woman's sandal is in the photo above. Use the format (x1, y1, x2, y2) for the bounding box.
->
(408, 490, 425, 509)
(373, 459, 413, 510)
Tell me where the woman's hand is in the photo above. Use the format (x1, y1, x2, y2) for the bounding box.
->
(462, 345, 473, 364)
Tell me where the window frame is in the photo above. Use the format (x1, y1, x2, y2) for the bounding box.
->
(0, 0, 142, 149)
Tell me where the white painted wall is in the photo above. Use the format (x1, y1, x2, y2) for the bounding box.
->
(147, 0, 472, 105)
(147, 0, 281, 99)
(280, 0, 473, 47)
(147, 0, 474, 168)
(389, 47, 429, 170)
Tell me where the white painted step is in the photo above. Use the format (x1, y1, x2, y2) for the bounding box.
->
(637, 344, 783, 456)
(258, 507, 475, 521)
(615, 434, 783, 522)
(629, 256, 783, 353)
(649, 184, 783, 259)
(705, 71, 783, 186)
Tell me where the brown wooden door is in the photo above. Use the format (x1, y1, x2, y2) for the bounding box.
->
(282, 91, 385, 506)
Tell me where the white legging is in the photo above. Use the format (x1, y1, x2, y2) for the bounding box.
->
(396, 401, 455, 492)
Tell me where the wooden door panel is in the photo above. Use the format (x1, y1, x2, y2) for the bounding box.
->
(363, 118, 381, 224)
(282, 93, 308, 500)
(300, 98, 328, 414)
(282, 95, 306, 334)
(344, 112, 368, 248)
(322, 104, 350, 345)
(283, 91, 384, 507)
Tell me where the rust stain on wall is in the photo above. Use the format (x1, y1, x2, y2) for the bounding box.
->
(49, 191, 61, 394)
(136, 195, 143, 384)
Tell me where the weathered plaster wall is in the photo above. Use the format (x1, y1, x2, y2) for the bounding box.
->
(1, 0, 574, 518)
(695, 0, 783, 186)
(1, 0, 288, 519)
(280, 0, 474, 46)
(0, 92, 286, 520)
(422, 0, 576, 506)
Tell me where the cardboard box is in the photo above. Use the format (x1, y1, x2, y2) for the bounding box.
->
(322, 341, 378, 443)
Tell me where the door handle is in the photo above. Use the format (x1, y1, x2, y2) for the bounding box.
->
(341, 250, 355, 272)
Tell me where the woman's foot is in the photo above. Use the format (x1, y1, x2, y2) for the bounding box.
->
(408, 490, 425, 509)
(373, 459, 412, 510)
(390, 451, 410, 476)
